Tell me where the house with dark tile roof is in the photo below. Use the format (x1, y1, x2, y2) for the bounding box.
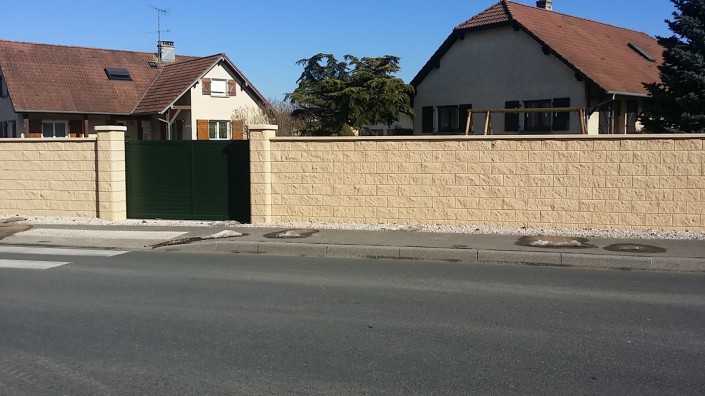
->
(0, 40, 269, 140)
(411, 0, 663, 135)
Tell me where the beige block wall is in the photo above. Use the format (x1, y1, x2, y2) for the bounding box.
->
(0, 126, 127, 220)
(0, 139, 98, 217)
(257, 134, 705, 231)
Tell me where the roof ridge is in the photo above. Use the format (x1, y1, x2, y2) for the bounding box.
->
(0, 38, 207, 60)
(506, 0, 655, 38)
(162, 53, 223, 68)
(455, 1, 511, 30)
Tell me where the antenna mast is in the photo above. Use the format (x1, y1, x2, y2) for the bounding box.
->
(149, 5, 169, 56)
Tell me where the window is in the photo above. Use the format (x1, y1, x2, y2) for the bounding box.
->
(421, 106, 434, 133)
(438, 105, 459, 133)
(211, 79, 227, 97)
(105, 67, 132, 81)
(552, 97, 570, 131)
(208, 120, 230, 140)
(524, 99, 552, 131)
(628, 43, 656, 62)
(42, 121, 67, 138)
(0, 75, 7, 97)
(504, 101, 521, 132)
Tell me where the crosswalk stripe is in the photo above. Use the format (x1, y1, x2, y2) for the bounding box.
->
(0, 259, 71, 270)
(0, 246, 127, 257)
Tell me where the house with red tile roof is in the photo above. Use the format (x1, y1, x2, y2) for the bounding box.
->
(411, 0, 663, 135)
(0, 40, 269, 140)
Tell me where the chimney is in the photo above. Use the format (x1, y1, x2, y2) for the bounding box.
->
(536, 0, 553, 10)
(158, 41, 175, 64)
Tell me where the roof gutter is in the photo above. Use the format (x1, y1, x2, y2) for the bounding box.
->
(605, 90, 651, 98)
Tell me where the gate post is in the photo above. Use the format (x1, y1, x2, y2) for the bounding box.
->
(248, 124, 278, 224)
(95, 126, 127, 222)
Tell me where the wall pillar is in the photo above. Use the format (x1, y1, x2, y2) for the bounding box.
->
(248, 124, 277, 224)
(95, 126, 127, 222)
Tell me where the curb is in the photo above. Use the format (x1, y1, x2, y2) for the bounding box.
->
(160, 240, 705, 273)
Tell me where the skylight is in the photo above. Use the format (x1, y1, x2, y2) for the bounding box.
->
(628, 43, 656, 62)
(105, 67, 132, 81)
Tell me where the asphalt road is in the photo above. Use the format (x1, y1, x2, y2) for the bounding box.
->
(0, 249, 704, 395)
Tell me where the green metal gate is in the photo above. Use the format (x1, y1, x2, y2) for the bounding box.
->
(125, 141, 250, 222)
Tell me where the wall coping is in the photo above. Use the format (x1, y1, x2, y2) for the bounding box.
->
(249, 124, 279, 130)
(0, 138, 97, 142)
(95, 126, 127, 132)
(271, 133, 705, 143)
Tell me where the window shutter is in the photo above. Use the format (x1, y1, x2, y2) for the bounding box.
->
(202, 78, 212, 95)
(552, 97, 570, 131)
(504, 101, 521, 132)
(422, 106, 434, 133)
(197, 119, 209, 140)
(228, 80, 237, 96)
(458, 104, 472, 134)
(231, 119, 244, 140)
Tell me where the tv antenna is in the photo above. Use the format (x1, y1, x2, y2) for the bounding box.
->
(148, 5, 170, 44)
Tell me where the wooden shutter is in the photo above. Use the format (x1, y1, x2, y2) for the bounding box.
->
(228, 80, 237, 96)
(552, 98, 570, 131)
(504, 101, 521, 132)
(68, 120, 82, 138)
(28, 119, 41, 138)
(202, 78, 212, 95)
(422, 106, 434, 133)
(231, 119, 244, 140)
(197, 119, 209, 140)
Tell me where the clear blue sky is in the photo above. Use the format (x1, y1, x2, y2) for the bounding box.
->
(0, 0, 676, 101)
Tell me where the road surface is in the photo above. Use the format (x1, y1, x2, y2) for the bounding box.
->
(0, 247, 703, 395)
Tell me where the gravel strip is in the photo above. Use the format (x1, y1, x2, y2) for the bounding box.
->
(4, 216, 705, 241)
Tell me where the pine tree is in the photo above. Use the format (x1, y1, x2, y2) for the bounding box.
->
(286, 54, 414, 135)
(642, 0, 705, 132)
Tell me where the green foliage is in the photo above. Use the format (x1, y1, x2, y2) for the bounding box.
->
(642, 0, 705, 132)
(338, 123, 356, 136)
(286, 53, 414, 135)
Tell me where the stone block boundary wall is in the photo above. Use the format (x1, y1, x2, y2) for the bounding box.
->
(0, 126, 127, 221)
(250, 128, 705, 232)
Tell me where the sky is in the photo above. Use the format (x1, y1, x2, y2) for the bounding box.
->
(0, 0, 677, 101)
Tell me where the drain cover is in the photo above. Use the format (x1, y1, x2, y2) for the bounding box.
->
(604, 244, 667, 254)
(263, 229, 319, 239)
(516, 236, 595, 249)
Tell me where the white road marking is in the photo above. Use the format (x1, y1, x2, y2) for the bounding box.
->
(15, 229, 186, 240)
(0, 246, 127, 257)
(0, 259, 70, 270)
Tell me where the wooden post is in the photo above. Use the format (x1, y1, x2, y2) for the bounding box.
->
(465, 109, 472, 136)
(483, 111, 491, 135)
(579, 108, 588, 134)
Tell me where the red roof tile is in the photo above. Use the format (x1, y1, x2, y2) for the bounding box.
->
(0, 40, 268, 115)
(134, 54, 222, 114)
(414, 1, 663, 95)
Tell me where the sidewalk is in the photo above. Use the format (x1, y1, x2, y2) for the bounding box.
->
(1, 222, 705, 272)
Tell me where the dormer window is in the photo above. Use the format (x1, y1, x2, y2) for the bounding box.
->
(105, 67, 132, 81)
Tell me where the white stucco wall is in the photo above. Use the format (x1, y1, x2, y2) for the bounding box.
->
(414, 26, 588, 135)
(188, 61, 264, 139)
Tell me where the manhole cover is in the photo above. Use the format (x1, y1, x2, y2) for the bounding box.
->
(604, 244, 667, 254)
(516, 236, 595, 249)
(263, 229, 319, 239)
